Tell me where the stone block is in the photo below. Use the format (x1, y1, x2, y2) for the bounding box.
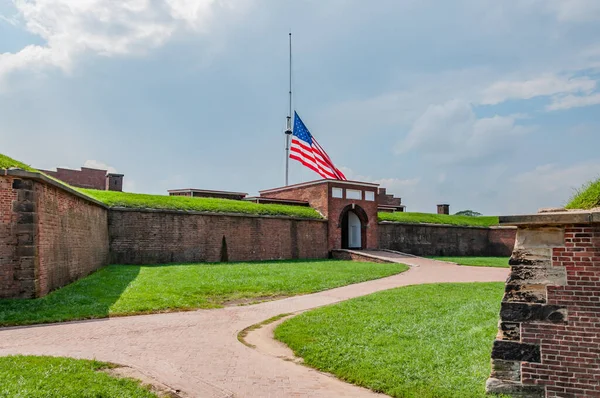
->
(504, 284, 546, 303)
(16, 232, 33, 245)
(498, 322, 520, 341)
(15, 223, 35, 234)
(17, 257, 35, 271)
(500, 302, 567, 323)
(507, 264, 567, 286)
(12, 179, 33, 190)
(17, 213, 35, 224)
(17, 189, 35, 201)
(491, 340, 541, 363)
(490, 359, 521, 381)
(13, 201, 35, 213)
(509, 248, 552, 266)
(16, 245, 35, 257)
(514, 227, 564, 249)
(486, 378, 544, 398)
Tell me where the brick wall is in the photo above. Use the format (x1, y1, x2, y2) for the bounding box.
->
(378, 222, 515, 256)
(327, 183, 379, 250)
(0, 171, 109, 298)
(35, 179, 109, 296)
(108, 209, 329, 264)
(0, 176, 25, 298)
(261, 184, 329, 217)
(40, 167, 107, 190)
(487, 213, 600, 398)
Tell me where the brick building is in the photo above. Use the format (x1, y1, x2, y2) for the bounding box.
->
(38, 167, 124, 191)
(168, 179, 405, 251)
(259, 179, 403, 250)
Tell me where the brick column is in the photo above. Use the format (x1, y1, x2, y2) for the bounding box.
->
(487, 211, 600, 398)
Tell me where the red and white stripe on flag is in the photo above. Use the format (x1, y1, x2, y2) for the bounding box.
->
(290, 136, 347, 180)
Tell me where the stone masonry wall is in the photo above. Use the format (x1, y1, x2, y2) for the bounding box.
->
(378, 222, 515, 257)
(0, 172, 109, 298)
(108, 209, 329, 264)
(0, 176, 36, 298)
(487, 218, 600, 397)
(35, 179, 109, 296)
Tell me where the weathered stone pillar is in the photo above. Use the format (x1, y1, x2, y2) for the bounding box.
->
(487, 210, 600, 398)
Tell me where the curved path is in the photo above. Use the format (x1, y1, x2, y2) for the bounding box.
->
(0, 254, 508, 397)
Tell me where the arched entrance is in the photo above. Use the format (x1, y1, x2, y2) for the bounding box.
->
(339, 205, 368, 249)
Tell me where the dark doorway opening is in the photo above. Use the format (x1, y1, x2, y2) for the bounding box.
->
(339, 205, 368, 249)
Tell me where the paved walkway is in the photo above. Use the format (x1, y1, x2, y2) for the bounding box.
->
(0, 254, 509, 397)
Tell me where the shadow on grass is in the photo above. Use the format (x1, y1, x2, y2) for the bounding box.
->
(0, 266, 140, 328)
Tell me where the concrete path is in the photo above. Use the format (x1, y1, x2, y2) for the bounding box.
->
(0, 255, 509, 397)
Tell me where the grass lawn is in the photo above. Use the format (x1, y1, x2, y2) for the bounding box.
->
(275, 283, 504, 398)
(430, 257, 510, 268)
(0, 260, 408, 327)
(80, 189, 323, 219)
(379, 212, 499, 227)
(566, 177, 600, 210)
(0, 356, 156, 398)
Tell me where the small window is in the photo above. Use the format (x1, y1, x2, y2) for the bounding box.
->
(346, 189, 362, 200)
(332, 187, 343, 198)
(365, 191, 375, 201)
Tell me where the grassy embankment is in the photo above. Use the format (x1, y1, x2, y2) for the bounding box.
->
(0, 153, 323, 219)
(275, 282, 505, 398)
(80, 188, 322, 219)
(566, 178, 600, 210)
(0, 260, 408, 327)
(0, 356, 157, 398)
(378, 212, 499, 227)
(0, 153, 36, 171)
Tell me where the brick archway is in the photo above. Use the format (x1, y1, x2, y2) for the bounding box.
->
(338, 204, 368, 249)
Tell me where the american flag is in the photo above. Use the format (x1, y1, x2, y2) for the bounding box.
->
(290, 112, 347, 180)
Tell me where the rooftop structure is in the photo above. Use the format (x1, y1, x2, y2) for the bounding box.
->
(38, 166, 124, 191)
(168, 188, 248, 201)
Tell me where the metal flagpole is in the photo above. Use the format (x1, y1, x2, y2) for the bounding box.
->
(284, 32, 293, 186)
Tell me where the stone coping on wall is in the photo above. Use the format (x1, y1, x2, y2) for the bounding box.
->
(500, 209, 600, 226)
(109, 206, 327, 222)
(1, 168, 108, 209)
(378, 221, 515, 230)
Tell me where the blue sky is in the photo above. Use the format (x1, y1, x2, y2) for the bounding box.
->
(1, 0, 599, 215)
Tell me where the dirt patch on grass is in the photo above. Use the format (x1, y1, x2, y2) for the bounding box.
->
(102, 366, 186, 398)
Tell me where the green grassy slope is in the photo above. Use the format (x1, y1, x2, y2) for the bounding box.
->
(276, 282, 505, 398)
(0, 153, 35, 172)
(80, 189, 323, 219)
(0, 260, 408, 326)
(566, 178, 600, 210)
(378, 211, 499, 227)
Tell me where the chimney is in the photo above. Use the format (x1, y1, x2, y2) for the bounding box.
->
(437, 204, 449, 215)
(106, 173, 124, 192)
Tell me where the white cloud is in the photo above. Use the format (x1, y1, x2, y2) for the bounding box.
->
(509, 161, 600, 212)
(547, 92, 600, 111)
(481, 74, 596, 105)
(0, 0, 248, 86)
(83, 159, 116, 173)
(543, 0, 600, 22)
(396, 99, 531, 163)
(339, 166, 420, 198)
